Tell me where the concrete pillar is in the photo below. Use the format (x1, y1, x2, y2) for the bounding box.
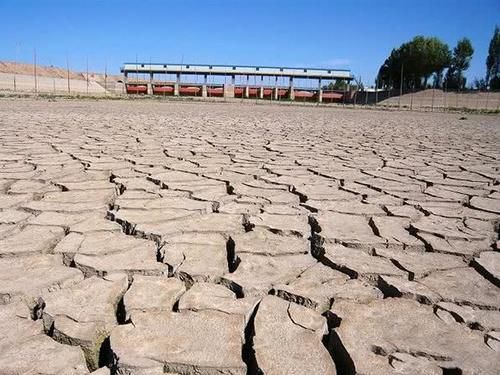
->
(274, 76, 278, 100)
(259, 76, 264, 99)
(224, 84, 235, 98)
(289, 77, 295, 100)
(147, 72, 153, 95)
(244, 75, 249, 98)
(124, 72, 128, 95)
(202, 74, 207, 97)
(174, 73, 180, 96)
(317, 78, 323, 103)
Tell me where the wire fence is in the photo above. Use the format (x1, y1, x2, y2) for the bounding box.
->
(353, 88, 500, 112)
(0, 50, 124, 97)
(1, 51, 499, 112)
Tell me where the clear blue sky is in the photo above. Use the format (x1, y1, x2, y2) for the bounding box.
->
(1, 0, 499, 86)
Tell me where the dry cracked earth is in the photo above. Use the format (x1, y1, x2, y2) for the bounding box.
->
(0, 98, 499, 375)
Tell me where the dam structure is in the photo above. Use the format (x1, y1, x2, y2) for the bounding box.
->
(121, 62, 353, 102)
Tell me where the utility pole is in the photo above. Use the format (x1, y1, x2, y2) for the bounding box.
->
(33, 48, 37, 94)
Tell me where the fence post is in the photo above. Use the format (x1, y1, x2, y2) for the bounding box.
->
(399, 64, 403, 109)
(33, 48, 37, 94)
(66, 55, 71, 94)
(342, 81, 346, 107)
(13, 44, 18, 92)
(86, 57, 89, 95)
(443, 82, 447, 111)
(431, 87, 435, 112)
(104, 63, 107, 95)
(410, 85, 414, 111)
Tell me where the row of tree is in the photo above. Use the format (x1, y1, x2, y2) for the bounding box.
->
(377, 26, 500, 91)
(486, 26, 500, 90)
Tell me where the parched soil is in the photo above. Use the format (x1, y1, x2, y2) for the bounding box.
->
(0, 98, 499, 374)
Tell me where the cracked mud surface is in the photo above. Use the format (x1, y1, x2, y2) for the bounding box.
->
(0, 98, 499, 375)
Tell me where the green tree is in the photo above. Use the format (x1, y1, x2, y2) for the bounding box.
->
(378, 36, 451, 90)
(473, 77, 488, 90)
(486, 26, 500, 90)
(323, 79, 348, 90)
(445, 38, 474, 90)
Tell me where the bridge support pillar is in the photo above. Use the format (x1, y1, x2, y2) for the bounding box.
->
(274, 76, 278, 100)
(244, 75, 249, 98)
(174, 73, 180, 96)
(224, 84, 235, 98)
(318, 79, 323, 103)
(147, 72, 153, 95)
(289, 77, 295, 100)
(202, 75, 208, 97)
(123, 72, 128, 95)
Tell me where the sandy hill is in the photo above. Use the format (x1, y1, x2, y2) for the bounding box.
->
(379, 89, 500, 110)
(0, 61, 124, 94)
(0, 61, 121, 82)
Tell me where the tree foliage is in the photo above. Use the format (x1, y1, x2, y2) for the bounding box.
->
(444, 38, 474, 90)
(322, 79, 360, 91)
(473, 77, 488, 91)
(327, 79, 347, 90)
(486, 26, 500, 90)
(378, 36, 451, 90)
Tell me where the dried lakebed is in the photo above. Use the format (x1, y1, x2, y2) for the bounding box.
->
(0, 98, 499, 375)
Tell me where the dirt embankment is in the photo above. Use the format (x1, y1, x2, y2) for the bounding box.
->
(0, 61, 121, 82)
